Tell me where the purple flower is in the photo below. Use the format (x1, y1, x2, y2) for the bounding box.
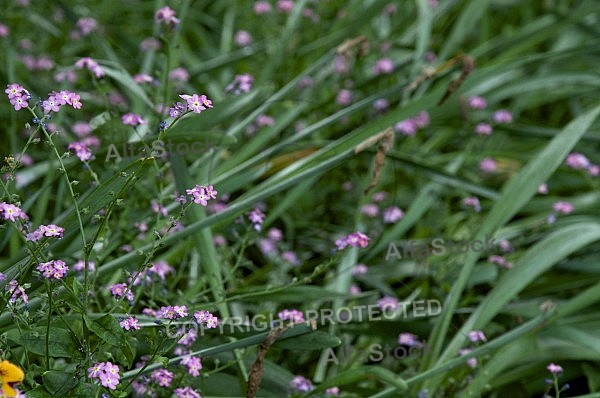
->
(277, 0, 295, 13)
(383, 206, 404, 223)
(121, 113, 145, 126)
(553, 201, 573, 214)
(468, 96, 487, 109)
(538, 183, 548, 194)
(547, 363, 563, 374)
(290, 375, 314, 392)
(278, 309, 305, 323)
(394, 119, 417, 136)
(155, 6, 180, 26)
(174, 386, 202, 398)
(120, 316, 140, 331)
(479, 157, 496, 173)
(225, 73, 254, 94)
(234, 30, 253, 47)
(0, 202, 28, 222)
(360, 203, 379, 217)
(565, 153, 590, 170)
(37, 259, 68, 280)
(254, 1, 272, 14)
(463, 197, 481, 212)
(373, 98, 389, 112)
(468, 330, 487, 343)
(474, 123, 492, 135)
(398, 332, 419, 346)
(351, 264, 368, 275)
(493, 109, 513, 123)
(373, 57, 394, 75)
(336, 89, 353, 106)
(68, 142, 92, 161)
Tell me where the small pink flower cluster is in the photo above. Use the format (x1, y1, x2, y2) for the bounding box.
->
(88, 361, 121, 390)
(151, 368, 174, 387)
(109, 283, 135, 303)
(278, 309, 305, 323)
(0, 201, 28, 222)
(73, 260, 96, 272)
(335, 231, 369, 250)
(372, 57, 394, 75)
(7, 279, 29, 305)
(42, 89, 82, 113)
(468, 330, 487, 343)
(119, 316, 140, 331)
(193, 310, 218, 328)
(185, 184, 218, 206)
(180, 93, 213, 113)
(398, 332, 421, 347)
(377, 295, 399, 312)
(75, 57, 104, 78)
(37, 260, 68, 280)
(565, 152, 599, 176)
(488, 255, 513, 269)
(130, 260, 174, 286)
(5, 83, 32, 111)
(394, 111, 430, 136)
(547, 363, 563, 374)
(247, 207, 265, 231)
(180, 356, 202, 377)
(155, 6, 179, 26)
(26, 224, 64, 241)
(462, 197, 481, 212)
(68, 142, 92, 162)
(290, 375, 314, 392)
(121, 113, 146, 126)
(225, 73, 254, 95)
(174, 386, 202, 398)
(158, 305, 188, 320)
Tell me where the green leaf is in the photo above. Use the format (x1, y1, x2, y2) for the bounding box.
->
(100, 65, 153, 108)
(42, 370, 78, 396)
(85, 314, 124, 346)
(273, 331, 341, 350)
(20, 328, 83, 359)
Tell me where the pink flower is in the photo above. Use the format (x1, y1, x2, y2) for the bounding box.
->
(234, 30, 253, 47)
(547, 363, 563, 374)
(0, 202, 28, 222)
(479, 157, 496, 173)
(151, 368, 174, 387)
(373, 98, 389, 112)
(553, 201, 573, 214)
(394, 119, 417, 136)
(120, 316, 140, 331)
(182, 93, 212, 113)
(336, 89, 353, 106)
(493, 109, 512, 123)
(174, 387, 202, 398)
(463, 197, 481, 212)
(565, 153, 590, 170)
(0, 23, 9, 37)
(254, 1, 272, 14)
(155, 6, 180, 26)
(474, 123, 492, 135)
(277, 0, 295, 13)
(459, 349, 477, 368)
(373, 57, 394, 75)
(351, 264, 368, 275)
(256, 114, 274, 127)
(336, 231, 369, 250)
(468, 330, 487, 343)
(121, 113, 145, 126)
(76, 17, 97, 35)
(398, 332, 419, 346)
(468, 96, 487, 109)
(169, 67, 189, 82)
(282, 250, 300, 266)
(278, 309, 305, 323)
(226, 73, 254, 94)
(377, 295, 399, 312)
(290, 375, 314, 392)
(383, 206, 404, 223)
(538, 183, 548, 194)
(413, 111, 430, 128)
(37, 259, 68, 280)
(68, 142, 92, 161)
(360, 203, 379, 217)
